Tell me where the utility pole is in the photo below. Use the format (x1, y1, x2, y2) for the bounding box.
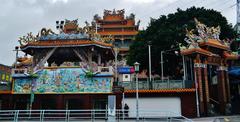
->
(236, 0, 240, 53)
(237, 0, 240, 31)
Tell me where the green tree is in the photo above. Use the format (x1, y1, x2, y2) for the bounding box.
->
(127, 7, 236, 78)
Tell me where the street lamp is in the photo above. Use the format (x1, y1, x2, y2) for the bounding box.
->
(148, 41, 152, 89)
(14, 46, 19, 69)
(114, 46, 119, 83)
(161, 51, 164, 81)
(134, 62, 140, 121)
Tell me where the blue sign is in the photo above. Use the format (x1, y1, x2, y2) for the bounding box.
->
(117, 67, 134, 74)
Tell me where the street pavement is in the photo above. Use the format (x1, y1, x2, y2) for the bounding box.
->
(2, 115, 240, 122)
(191, 115, 240, 122)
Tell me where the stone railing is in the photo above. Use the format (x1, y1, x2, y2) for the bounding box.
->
(120, 80, 194, 90)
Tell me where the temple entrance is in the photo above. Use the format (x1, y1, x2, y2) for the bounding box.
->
(207, 65, 220, 114)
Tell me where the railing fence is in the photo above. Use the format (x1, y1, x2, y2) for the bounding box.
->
(0, 109, 192, 122)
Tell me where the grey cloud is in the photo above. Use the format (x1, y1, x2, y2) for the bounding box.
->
(0, 0, 236, 66)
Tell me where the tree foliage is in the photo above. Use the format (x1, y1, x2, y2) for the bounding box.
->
(127, 7, 236, 77)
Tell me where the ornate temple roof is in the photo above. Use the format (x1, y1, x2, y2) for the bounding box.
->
(180, 48, 213, 56)
(20, 40, 113, 50)
(199, 39, 229, 51)
(223, 51, 239, 60)
(18, 19, 114, 51)
(180, 18, 238, 60)
(93, 9, 140, 30)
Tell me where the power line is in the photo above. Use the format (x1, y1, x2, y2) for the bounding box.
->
(138, 0, 194, 18)
(220, 3, 236, 12)
(206, 0, 232, 10)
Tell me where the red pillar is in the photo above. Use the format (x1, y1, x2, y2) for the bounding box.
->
(224, 63, 231, 103)
(203, 60, 210, 115)
(217, 63, 227, 114)
(194, 54, 205, 115)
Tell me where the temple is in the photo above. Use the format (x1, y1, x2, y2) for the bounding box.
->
(0, 11, 238, 118)
(92, 9, 140, 57)
(0, 19, 123, 110)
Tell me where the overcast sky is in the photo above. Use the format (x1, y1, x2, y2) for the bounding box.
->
(0, 0, 237, 66)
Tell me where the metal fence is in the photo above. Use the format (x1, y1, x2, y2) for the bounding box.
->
(0, 109, 192, 122)
(120, 80, 194, 90)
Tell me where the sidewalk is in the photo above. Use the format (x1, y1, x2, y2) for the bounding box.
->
(191, 115, 240, 122)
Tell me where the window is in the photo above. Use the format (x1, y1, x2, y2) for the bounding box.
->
(1, 74, 5, 80)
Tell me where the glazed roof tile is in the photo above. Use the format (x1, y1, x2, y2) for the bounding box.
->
(20, 40, 113, 50)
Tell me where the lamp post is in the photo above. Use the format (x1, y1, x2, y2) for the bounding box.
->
(160, 51, 164, 80)
(114, 47, 119, 83)
(148, 41, 152, 89)
(134, 62, 140, 121)
(14, 46, 19, 69)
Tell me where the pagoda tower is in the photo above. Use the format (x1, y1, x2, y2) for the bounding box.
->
(92, 9, 140, 58)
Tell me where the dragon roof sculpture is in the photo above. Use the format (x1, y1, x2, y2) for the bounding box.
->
(18, 19, 114, 47)
(181, 18, 229, 51)
(181, 18, 238, 59)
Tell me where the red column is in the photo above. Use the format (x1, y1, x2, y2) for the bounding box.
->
(194, 55, 205, 115)
(224, 63, 231, 103)
(203, 60, 210, 115)
(217, 63, 227, 114)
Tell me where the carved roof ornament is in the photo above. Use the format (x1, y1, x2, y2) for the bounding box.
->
(183, 28, 200, 50)
(101, 35, 114, 44)
(18, 32, 38, 46)
(40, 28, 56, 36)
(117, 9, 125, 15)
(182, 18, 226, 50)
(104, 9, 112, 16)
(65, 19, 78, 25)
(18, 19, 114, 46)
(93, 14, 101, 20)
(194, 18, 221, 41)
(126, 13, 135, 20)
(104, 9, 125, 16)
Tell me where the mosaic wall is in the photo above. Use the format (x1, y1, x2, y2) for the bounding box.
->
(14, 68, 113, 93)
